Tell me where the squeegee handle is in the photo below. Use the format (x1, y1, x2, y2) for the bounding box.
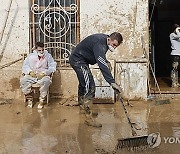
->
(118, 93, 134, 129)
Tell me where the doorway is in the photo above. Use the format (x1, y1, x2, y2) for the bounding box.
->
(149, 0, 180, 93)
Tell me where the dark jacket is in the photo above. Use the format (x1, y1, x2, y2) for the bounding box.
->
(70, 33, 115, 84)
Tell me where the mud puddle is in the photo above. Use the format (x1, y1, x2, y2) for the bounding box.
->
(0, 98, 179, 154)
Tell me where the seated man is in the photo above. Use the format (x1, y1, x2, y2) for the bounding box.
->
(20, 42, 56, 109)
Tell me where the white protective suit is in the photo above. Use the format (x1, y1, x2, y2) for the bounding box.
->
(20, 50, 57, 98)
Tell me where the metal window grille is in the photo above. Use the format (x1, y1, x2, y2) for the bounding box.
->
(29, 0, 80, 68)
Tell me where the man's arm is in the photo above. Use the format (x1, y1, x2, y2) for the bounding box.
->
(93, 43, 122, 93)
(46, 54, 57, 75)
(107, 61, 112, 72)
(22, 55, 32, 75)
(93, 43, 115, 84)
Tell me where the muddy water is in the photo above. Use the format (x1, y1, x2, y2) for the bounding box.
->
(0, 98, 179, 154)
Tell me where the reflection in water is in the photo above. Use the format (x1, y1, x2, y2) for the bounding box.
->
(22, 109, 58, 154)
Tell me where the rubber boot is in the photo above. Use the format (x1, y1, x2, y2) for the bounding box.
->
(171, 62, 180, 88)
(81, 99, 101, 127)
(90, 111, 98, 117)
(79, 105, 87, 114)
(171, 70, 180, 88)
(175, 71, 180, 87)
(78, 96, 84, 105)
(78, 96, 86, 114)
(38, 97, 44, 109)
(81, 99, 98, 116)
(25, 92, 34, 108)
(84, 115, 102, 128)
(27, 100, 33, 108)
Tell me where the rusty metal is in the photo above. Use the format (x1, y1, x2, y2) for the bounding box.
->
(29, 0, 80, 68)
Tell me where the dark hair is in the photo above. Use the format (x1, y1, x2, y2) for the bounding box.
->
(35, 42, 44, 48)
(109, 32, 123, 45)
(173, 24, 180, 31)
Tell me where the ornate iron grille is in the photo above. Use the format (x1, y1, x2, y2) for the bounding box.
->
(29, 0, 80, 67)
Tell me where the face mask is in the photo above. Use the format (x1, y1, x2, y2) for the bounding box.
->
(108, 45, 115, 52)
(37, 51, 44, 57)
(175, 27, 180, 34)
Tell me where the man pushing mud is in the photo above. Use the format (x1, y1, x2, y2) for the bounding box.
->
(69, 32, 123, 127)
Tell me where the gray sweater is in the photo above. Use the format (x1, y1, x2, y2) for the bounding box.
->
(170, 31, 180, 55)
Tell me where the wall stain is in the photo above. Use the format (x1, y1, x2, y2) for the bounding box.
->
(9, 77, 20, 91)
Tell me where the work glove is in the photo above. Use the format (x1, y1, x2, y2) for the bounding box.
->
(29, 71, 36, 78)
(107, 61, 112, 72)
(111, 83, 122, 93)
(37, 73, 46, 80)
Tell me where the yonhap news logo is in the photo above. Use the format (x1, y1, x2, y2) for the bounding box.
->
(147, 132, 180, 148)
(163, 137, 180, 144)
(147, 132, 161, 148)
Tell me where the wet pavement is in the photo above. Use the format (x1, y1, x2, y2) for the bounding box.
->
(0, 97, 180, 154)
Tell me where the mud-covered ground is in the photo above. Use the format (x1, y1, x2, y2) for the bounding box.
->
(0, 97, 179, 154)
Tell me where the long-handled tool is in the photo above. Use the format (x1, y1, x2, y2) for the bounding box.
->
(141, 36, 170, 105)
(118, 93, 137, 136)
(116, 92, 149, 150)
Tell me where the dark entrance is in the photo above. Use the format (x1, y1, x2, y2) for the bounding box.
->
(149, 0, 180, 93)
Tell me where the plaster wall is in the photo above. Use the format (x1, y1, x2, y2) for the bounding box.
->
(0, 0, 29, 64)
(0, 0, 29, 99)
(80, 0, 149, 100)
(80, 0, 149, 59)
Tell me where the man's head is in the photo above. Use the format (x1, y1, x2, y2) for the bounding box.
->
(107, 32, 123, 52)
(173, 24, 180, 34)
(35, 42, 45, 57)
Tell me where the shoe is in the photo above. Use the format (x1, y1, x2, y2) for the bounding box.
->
(27, 100, 33, 108)
(84, 119, 102, 128)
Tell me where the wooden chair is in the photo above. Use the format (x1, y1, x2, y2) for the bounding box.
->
(24, 73, 53, 106)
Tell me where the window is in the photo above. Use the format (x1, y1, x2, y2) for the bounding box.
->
(29, 0, 80, 67)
